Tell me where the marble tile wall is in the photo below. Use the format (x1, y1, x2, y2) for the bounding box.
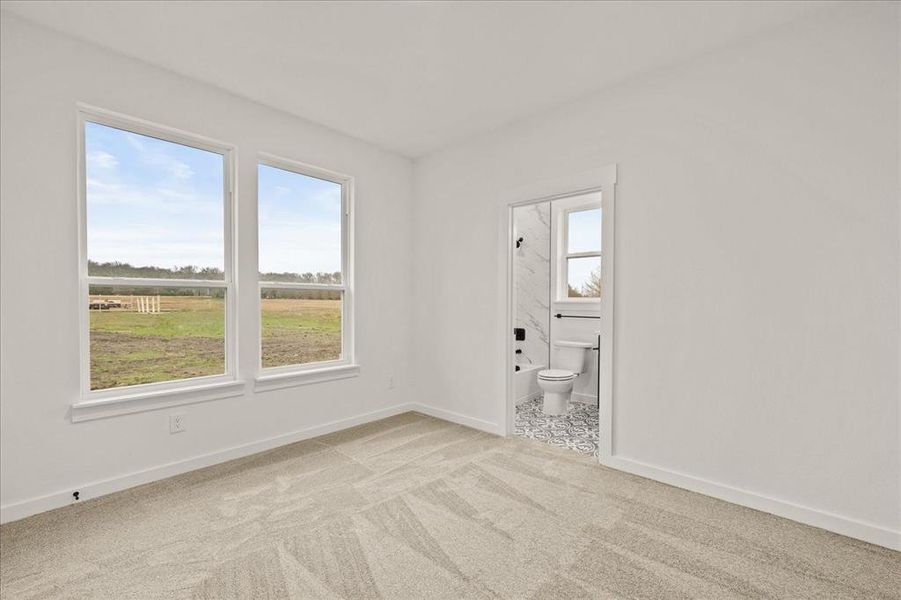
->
(513, 203, 551, 369)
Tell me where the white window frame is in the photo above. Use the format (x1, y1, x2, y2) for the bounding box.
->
(72, 105, 241, 421)
(555, 198, 602, 303)
(254, 153, 357, 391)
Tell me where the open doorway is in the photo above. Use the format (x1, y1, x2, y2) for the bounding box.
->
(502, 166, 616, 461)
(510, 194, 601, 455)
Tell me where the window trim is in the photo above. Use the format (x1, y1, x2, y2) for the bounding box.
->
(74, 104, 239, 411)
(255, 153, 355, 379)
(556, 201, 602, 303)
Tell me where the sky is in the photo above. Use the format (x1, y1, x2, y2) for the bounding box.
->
(258, 164, 341, 276)
(567, 208, 601, 254)
(86, 122, 342, 277)
(86, 121, 225, 272)
(567, 208, 601, 293)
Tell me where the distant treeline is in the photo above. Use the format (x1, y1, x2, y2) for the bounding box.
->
(89, 261, 226, 281)
(260, 288, 340, 301)
(88, 261, 342, 300)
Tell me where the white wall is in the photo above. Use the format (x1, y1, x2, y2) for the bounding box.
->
(0, 15, 415, 519)
(412, 2, 900, 546)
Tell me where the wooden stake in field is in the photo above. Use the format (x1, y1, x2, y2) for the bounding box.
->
(135, 295, 161, 314)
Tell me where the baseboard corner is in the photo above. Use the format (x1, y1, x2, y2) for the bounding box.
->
(410, 403, 504, 436)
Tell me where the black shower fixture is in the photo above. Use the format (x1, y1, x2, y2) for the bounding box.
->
(515, 237, 524, 248)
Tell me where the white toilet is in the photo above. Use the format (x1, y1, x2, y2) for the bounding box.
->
(538, 341, 593, 415)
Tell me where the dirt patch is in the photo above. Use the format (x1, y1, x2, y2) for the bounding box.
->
(91, 328, 341, 389)
(90, 331, 224, 390)
(261, 330, 341, 368)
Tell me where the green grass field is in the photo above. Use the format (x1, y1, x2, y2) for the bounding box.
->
(89, 295, 341, 390)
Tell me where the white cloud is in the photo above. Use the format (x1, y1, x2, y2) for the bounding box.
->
(123, 132, 145, 152)
(88, 224, 223, 269)
(123, 131, 194, 179)
(166, 159, 194, 180)
(145, 152, 194, 180)
(258, 219, 341, 273)
(86, 177, 121, 193)
(87, 176, 220, 217)
(87, 150, 118, 170)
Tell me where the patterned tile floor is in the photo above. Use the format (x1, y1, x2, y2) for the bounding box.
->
(514, 396, 600, 457)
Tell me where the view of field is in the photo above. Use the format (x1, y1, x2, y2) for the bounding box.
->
(260, 297, 342, 369)
(89, 294, 341, 390)
(83, 121, 346, 391)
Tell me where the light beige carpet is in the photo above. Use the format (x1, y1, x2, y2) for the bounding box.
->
(1, 412, 898, 599)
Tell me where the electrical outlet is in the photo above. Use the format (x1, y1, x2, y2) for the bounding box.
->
(169, 413, 186, 434)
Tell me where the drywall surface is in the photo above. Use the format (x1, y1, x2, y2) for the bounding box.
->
(413, 3, 900, 538)
(0, 15, 414, 517)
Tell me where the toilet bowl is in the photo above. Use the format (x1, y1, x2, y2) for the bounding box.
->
(537, 369, 577, 415)
(537, 341, 592, 415)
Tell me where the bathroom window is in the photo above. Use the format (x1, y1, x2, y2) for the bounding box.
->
(258, 158, 353, 373)
(563, 207, 602, 298)
(78, 110, 236, 396)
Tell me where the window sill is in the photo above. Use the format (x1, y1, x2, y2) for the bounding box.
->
(553, 299, 601, 309)
(254, 364, 360, 393)
(71, 380, 246, 423)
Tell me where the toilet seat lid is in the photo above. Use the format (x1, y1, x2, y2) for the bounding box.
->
(538, 369, 575, 380)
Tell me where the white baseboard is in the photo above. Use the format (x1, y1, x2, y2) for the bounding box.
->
(0, 403, 417, 525)
(515, 391, 541, 405)
(5, 405, 895, 552)
(410, 403, 504, 435)
(571, 392, 597, 405)
(603, 455, 901, 551)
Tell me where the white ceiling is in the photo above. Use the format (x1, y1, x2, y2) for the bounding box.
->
(2, 1, 832, 158)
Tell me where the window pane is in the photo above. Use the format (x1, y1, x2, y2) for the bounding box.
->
(567, 256, 601, 298)
(261, 288, 342, 368)
(567, 208, 601, 254)
(89, 286, 225, 390)
(85, 122, 225, 279)
(258, 164, 342, 284)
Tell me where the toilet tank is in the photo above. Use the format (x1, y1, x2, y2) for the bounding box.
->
(554, 341, 593, 374)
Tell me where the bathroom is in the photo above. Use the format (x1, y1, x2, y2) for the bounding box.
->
(512, 192, 601, 456)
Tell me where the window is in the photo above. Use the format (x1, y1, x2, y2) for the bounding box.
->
(79, 110, 235, 396)
(258, 158, 352, 372)
(563, 206, 602, 299)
